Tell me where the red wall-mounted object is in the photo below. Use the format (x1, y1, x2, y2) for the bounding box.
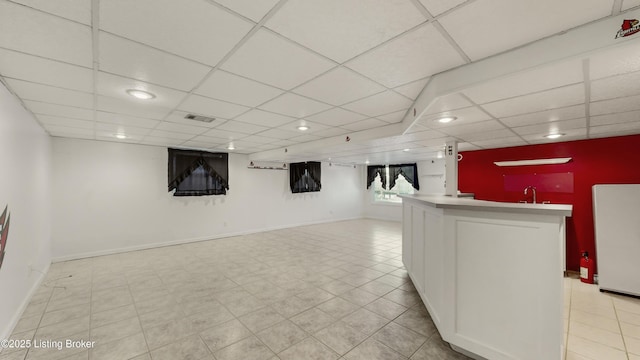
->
(459, 134, 640, 272)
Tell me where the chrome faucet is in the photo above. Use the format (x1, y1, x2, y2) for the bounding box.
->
(524, 186, 537, 204)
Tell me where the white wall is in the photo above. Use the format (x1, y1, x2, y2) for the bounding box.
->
(52, 138, 364, 260)
(0, 82, 52, 339)
(363, 159, 445, 221)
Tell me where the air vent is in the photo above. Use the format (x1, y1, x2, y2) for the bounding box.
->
(184, 114, 216, 123)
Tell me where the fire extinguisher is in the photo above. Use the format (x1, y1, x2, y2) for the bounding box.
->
(580, 251, 595, 284)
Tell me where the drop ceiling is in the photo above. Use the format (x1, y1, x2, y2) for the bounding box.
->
(1, 0, 640, 165)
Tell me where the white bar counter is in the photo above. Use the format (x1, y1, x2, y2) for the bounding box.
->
(400, 194, 572, 360)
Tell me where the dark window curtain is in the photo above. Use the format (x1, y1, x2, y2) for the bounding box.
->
(168, 149, 229, 196)
(366, 165, 386, 189)
(290, 161, 321, 193)
(388, 163, 420, 190)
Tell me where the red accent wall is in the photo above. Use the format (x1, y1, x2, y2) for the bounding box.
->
(459, 134, 640, 272)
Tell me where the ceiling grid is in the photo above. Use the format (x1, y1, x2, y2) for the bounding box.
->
(0, 0, 638, 164)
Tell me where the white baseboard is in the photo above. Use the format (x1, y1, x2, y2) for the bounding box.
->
(1, 262, 51, 341)
(52, 216, 364, 263)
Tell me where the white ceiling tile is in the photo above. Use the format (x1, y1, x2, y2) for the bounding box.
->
(458, 143, 481, 151)
(293, 67, 386, 106)
(195, 70, 283, 107)
(36, 114, 93, 129)
(258, 128, 301, 140)
(589, 41, 640, 80)
(139, 136, 185, 147)
(278, 120, 330, 135)
(0, 48, 93, 92)
(591, 94, 640, 116)
(189, 135, 230, 144)
(305, 108, 368, 127)
(164, 111, 226, 128)
(471, 137, 528, 149)
(623, 0, 640, 10)
(418, 0, 467, 16)
(481, 84, 585, 118)
(590, 110, 640, 127)
(234, 109, 294, 128)
(203, 128, 252, 141)
(589, 122, 640, 136)
(178, 94, 249, 119)
(259, 93, 332, 118)
(96, 72, 188, 109)
(99, 32, 212, 92)
(216, 120, 269, 135)
(377, 110, 408, 124)
(265, 0, 426, 63)
(311, 127, 352, 138)
(239, 135, 277, 145)
(212, 0, 279, 22)
(393, 78, 429, 100)
(25, 101, 93, 120)
(341, 118, 388, 131)
(499, 105, 585, 127)
(100, 0, 252, 65)
(289, 134, 322, 143)
(438, 0, 613, 61)
(410, 137, 452, 148)
(181, 139, 225, 149)
(95, 132, 143, 143)
(97, 96, 171, 120)
(146, 129, 194, 140)
(342, 91, 412, 117)
(0, 1, 92, 67)
(221, 29, 336, 90)
(154, 121, 209, 135)
(511, 118, 587, 136)
(419, 106, 492, 128)
(591, 70, 640, 101)
(462, 59, 583, 104)
(96, 111, 161, 128)
(346, 23, 465, 88)
(6, 79, 93, 109)
(8, 0, 91, 25)
(44, 125, 94, 138)
(456, 129, 515, 142)
(522, 128, 587, 143)
(95, 122, 151, 136)
(439, 119, 506, 136)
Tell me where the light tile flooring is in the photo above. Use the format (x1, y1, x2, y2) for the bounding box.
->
(564, 276, 640, 360)
(1, 219, 639, 360)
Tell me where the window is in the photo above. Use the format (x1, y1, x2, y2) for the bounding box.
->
(290, 161, 321, 193)
(367, 164, 419, 203)
(168, 149, 229, 196)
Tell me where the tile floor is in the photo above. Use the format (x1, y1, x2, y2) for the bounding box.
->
(564, 276, 640, 360)
(1, 219, 639, 360)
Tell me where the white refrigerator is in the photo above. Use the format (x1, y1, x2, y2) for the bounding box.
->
(593, 184, 640, 296)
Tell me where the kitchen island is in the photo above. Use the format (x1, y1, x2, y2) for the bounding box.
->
(401, 195, 572, 360)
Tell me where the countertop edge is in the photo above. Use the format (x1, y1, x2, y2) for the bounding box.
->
(400, 194, 573, 217)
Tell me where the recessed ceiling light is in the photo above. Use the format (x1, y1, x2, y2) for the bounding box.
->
(544, 133, 564, 139)
(403, 148, 410, 152)
(365, 160, 370, 164)
(297, 125, 309, 131)
(436, 116, 456, 124)
(126, 89, 155, 100)
(115, 134, 127, 139)
(227, 143, 235, 150)
(436, 151, 444, 159)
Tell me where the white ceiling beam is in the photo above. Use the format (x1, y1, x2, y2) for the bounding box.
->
(251, 7, 640, 161)
(401, 7, 640, 134)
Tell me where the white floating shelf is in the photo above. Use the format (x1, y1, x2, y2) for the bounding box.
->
(494, 157, 572, 167)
